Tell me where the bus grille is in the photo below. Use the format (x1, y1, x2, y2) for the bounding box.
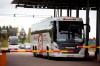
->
(58, 43, 82, 54)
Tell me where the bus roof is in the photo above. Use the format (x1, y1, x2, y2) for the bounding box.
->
(31, 17, 83, 32)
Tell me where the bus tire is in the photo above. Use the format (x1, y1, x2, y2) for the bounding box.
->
(84, 52, 89, 60)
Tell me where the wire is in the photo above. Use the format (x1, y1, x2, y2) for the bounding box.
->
(0, 14, 53, 18)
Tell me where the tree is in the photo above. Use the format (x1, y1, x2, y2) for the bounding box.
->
(5, 26, 9, 38)
(0, 26, 1, 31)
(6, 26, 9, 30)
(24, 28, 31, 43)
(0, 26, 1, 35)
(20, 28, 26, 43)
(27, 28, 31, 42)
(2, 25, 6, 30)
(9, 25, 12, 29)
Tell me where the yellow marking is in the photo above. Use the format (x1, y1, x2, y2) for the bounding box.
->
(60, 50, 68, 52)
(97, 46, 100, 48)
(83, 46, 90, 48)
(82, 46, 100, 48)
(32, 50, 40, 52)
(31, 50, 73, 52)
(46, 50, 53, 52)
(18, 50, 25, 52)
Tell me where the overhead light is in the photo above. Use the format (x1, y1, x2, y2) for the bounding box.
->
(15, 4, 24, 8)
(45, 6, 47, 8)
(24, 5, 33, 8)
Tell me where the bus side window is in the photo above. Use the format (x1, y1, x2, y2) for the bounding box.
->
(53, 21, 57, 42)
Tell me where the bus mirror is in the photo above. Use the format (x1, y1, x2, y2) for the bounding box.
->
(84, 24, 90, 32)
(51, 40, 53, 43)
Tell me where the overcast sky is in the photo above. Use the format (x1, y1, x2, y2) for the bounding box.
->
(0, 0, 96, 38)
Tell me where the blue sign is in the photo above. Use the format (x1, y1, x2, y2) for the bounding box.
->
(92, 40, 96, 43)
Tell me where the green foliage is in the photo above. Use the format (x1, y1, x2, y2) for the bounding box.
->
(2, 40, 8, 47)
(88, 39, 96, 52)
(0, 26, 1, 31)
(22, 28, 31, 43)
(2, 25, 6, 29)
(0, 25, 17, 47)
(9, 25, 12, 29)
(27, 28, 31, 42)
(19, 28, 26, 44)
(0, 37, 8, 47)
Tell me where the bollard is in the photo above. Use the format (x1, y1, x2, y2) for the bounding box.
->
(0, 50, 6, 66)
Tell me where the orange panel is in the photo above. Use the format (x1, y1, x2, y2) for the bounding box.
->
(0, 53, 6, 66)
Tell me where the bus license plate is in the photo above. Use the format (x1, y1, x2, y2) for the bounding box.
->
(67, 55, 74, 57)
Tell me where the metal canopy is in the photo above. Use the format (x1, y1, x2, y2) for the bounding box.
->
(12, 0, 98, 10)
(11, 0, 100, 58)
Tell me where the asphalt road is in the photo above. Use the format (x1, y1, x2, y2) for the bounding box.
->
(7, 52, 100, 66)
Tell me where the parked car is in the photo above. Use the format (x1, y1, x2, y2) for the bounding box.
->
(19, 43, 25, 49)
(25, 43, 30, 49)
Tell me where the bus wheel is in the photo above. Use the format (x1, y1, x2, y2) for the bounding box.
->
(84, 52, 89, 60)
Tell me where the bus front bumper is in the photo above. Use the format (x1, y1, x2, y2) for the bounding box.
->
(50, 53, 85, 58)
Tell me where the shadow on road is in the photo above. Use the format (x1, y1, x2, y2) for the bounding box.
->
(34, 54, 100, 62)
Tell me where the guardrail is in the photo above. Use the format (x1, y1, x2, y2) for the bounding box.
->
(1, 50, 74, 53)
(0, 46, 100, 53)
(77, 46, 100, 48)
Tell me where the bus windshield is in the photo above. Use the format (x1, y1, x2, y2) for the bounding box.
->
(9, 38, 19, 45)
(57, 21, 84, 43)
